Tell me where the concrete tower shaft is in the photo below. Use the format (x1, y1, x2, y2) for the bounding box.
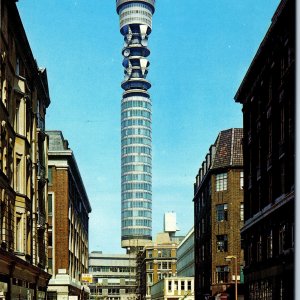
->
(117, 0, 155, 250)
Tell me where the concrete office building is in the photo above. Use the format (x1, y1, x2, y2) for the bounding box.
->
(116, 0, 155, 251)
(0, 0, 51, 298)
(176, 227, 194, 277)
(88, 251, 136, 300)
(234, 0, 295, 298)
(46, 131, 91, 300)
(193, 128, 244, 299)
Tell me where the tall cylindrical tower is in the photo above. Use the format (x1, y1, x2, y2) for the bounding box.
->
(116, 0, 155, 251)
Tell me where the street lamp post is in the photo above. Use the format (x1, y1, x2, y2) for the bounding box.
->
(225, 255, 238, 300)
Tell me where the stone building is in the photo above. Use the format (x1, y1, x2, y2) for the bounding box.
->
(46, 131, 91, 299)
(136, 232, 179, 300)
(0, 0, 51, 298)
(234, 0, 295, 298)
(151, 277, 194, 300)
(193, 128, 244, 299)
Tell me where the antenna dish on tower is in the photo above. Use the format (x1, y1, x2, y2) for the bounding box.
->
(123, 48, 130, 57)
(141, 38, 148, 47)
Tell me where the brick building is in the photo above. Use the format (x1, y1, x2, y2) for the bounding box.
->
(0, 0, 51, 298)
(234, 0, 295, 298)
(193, 128, 244, 299)
(46, 131, 91, 299)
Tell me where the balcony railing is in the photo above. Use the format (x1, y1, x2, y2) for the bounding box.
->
(116, 0, 155, 5)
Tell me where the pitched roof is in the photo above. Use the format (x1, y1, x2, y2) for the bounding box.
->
(211, 128, 243, 170)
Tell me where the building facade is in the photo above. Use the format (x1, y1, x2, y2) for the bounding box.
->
(116, 0, 155, 251)
(234, 0, 295, 299)
(136, 233, 179, 300)
(46, 131, 91, 299)
(176, 227, 194, 278)
(0, 0, 51, 298)
(151, 277, 194, 300)
(88, 252, 137, 300)
(193, 128, 244, 299)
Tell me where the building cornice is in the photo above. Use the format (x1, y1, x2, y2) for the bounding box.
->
(241, 191, 294, 233)
(234, 0, 291, 103)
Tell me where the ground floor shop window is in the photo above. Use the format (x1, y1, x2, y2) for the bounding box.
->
(47, 292, 57, 300)
(216, 266, 229, 283)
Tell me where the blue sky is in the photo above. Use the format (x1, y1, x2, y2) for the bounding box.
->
(17, 0, 279, 253)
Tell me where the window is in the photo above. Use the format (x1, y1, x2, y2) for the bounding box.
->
(267, 230, 273, 259)
(181, 281, 185, 291)
(216, 204, 228, 221)
(168, 280, 172, 291)
(268, 123, 272, 154)
(201, 192, 205, 207)
(16, 214, 22, 252)
(257, 235, 262, 262)
(15, 100, 20, 133)
(280, 162, 285, 194)
(280, 106, 285, 142)
(162, 261, 168, 269)
(108, 289, 119, 295)
(257, 138, 261, 171)
(16, 57, 20, 76)
(48, 167, 53, 184)
(187, 281, 192, 290)
(240, 203, 244, 221)
(96, 288, 103, 295)
(240, 171, 244, 189)
(279, 225, 286, 254)
(48, 194, 53, 216)
(48, 258, 53, 271)
(216, 173, 227, 191)
(248, 152, 252, 188)
(174, 281, 178, 290)
(268, 174, 272, 203)
(248, 242, 253, 264)
(268, 76, 273, 103)
(216, 266, 229, 283)
(201, 218, 205, 233)
(47, 292, 57, 300)
(279, 223, 294, 252)
(216, 235, 228, 252)
(201, 245, 205, 261)
(48, 231, 53, 247)
(16, 157, 22, 192)
(162, 249, 171, 257)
